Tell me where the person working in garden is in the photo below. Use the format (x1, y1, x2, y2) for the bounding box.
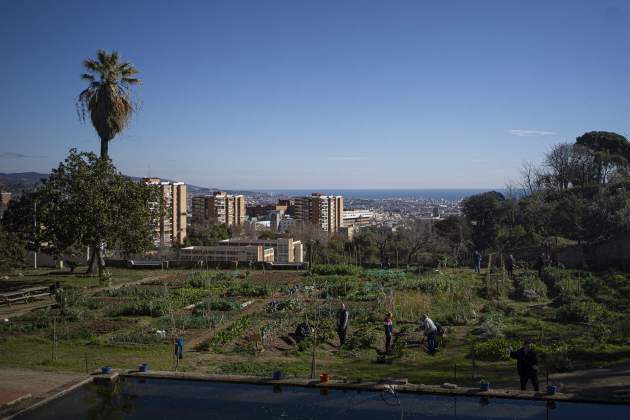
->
(336, 302, 349, 347)
(420, 314, 438, 354)
(510, 339, 540, 391)
(506, 254, 515, 278)
(474, 250, 482, 273)
(383, 312, 394, 354)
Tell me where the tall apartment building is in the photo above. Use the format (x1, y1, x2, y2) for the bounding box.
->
(192, 191, 246, 228)
(0, 191, 11, 220)
(144, 178, 187, 247)
(293, 193, 344, 233)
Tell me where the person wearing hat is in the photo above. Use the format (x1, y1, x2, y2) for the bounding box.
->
(383, 312, 394, 354)
(510, 339, 540, 391)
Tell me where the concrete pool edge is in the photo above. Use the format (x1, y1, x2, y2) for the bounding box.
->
(121, 371, 630, 406)
(4, 369, 629, 419)
(1, 375, 92, 420)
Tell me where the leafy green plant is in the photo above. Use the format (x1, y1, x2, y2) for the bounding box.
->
(473, 338, 517, 361)
(474, 312, 505, 339)
(207, 316, 251, 349)
(309, 264, 362, 276)
(556, 299, 605, 323)
(193, 298, 240, 313)
(226, 283, 268, 298)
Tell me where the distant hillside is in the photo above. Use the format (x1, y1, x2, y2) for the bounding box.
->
(0, 172, 268, 199)
(0, 172, 48, 193)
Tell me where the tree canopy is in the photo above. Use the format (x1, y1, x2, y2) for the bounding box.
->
(3, 150, 160, 275)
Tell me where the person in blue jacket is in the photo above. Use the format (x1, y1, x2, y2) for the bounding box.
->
(384, 312, 394, 354)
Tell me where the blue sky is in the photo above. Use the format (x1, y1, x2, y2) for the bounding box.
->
(1, 0, 629, 189)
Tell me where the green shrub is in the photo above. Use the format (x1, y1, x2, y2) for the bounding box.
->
(473, 338, 517, 361)
(174, 287, 213, 305)
(105, 286, 168, 299)
(206, 316, 251, 349)
(226, 283, 268, 298)
(474, 312, 505, 339)
(193, 298, 240, 314)
(159, 313, 224, 330)
(364, 269, 408, 282)
(309, 264, 362, 276)
(513, 272, 547, 301)
(556, 299, 605, 323)
(266, 299, 302, 313)
(112, 299, 170, 317)
(542, 268, 583, 299)
(345, 326, 378, 350)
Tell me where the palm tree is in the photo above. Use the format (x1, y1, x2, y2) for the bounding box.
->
(77, 50, 141, 159)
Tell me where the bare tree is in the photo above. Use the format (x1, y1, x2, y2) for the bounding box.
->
(401, 220, 435, 267)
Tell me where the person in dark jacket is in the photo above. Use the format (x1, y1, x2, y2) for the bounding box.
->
(474, 250, 482, 274)
(336, 303, 349, 347)
(383, 312, 394, 354)
(510, 340, 540, 391)
(506, 254, 515, 279)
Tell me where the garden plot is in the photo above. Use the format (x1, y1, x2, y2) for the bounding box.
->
(3, 265, 630, 393)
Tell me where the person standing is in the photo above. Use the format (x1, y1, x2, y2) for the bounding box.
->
(536, 253, 545, 278)
(506, 254, 515, 279)
(420, 314, 438, 354)
(474, 250, 482, 273)
(383, 312, 394, 354)
(510, 340, 540, 391)
(336, 303, 349, 347)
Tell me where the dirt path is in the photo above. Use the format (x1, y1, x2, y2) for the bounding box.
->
(549, 363, 630, 401)
(187, 298, 274, 349)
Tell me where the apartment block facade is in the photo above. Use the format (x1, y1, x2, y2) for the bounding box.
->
(144, 178, 187, 247)
(192, 191, 246, 228)
(293, 193, 344, 233)
(180, 245, 274, 263)
(217, 238, 303, 263)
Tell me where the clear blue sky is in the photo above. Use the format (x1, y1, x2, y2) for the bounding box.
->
(1, 0, 629, 189)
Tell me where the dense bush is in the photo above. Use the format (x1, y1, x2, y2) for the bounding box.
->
(556, 299, 605, 323)
(473, 338, 517, 361)
(433, 285, 477, 325)
(474, 312, 505, 339)
(159, 313, 224, 330)
(266, 299, 302, 313)
(542, 268, 583, 300)
(345, 326, 378, 351)
(193, 298, 241, 314)
(226, 283, 268, 298)
(111, 299, 170, 317)
(309, 264, 362, 276)
(512, 272, 547, 301)
(105, 286, 168, 299)
(207, 316, 251, 349)
(364, 269, 408, 282)
(316, 277, 379, 301)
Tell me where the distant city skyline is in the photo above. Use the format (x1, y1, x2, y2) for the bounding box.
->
(2, 1, 630, 188)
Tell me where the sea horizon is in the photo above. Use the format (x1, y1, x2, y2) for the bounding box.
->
(247, 188, 506, 200)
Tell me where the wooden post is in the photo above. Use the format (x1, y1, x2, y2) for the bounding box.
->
(84, 352, 88, 374)
(471, 340, 476, 380)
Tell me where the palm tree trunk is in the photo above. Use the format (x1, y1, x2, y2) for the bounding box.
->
(100, 139, 109, 159)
